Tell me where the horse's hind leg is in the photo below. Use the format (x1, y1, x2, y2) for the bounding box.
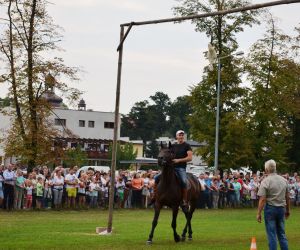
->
(147, 204, 161, 244)
(181, 211, 189, 241)
(187, 205, 196, 240)
(171, 206, 181, 243)
(181, 203, 196, 241)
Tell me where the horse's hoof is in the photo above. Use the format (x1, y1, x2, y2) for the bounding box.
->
(174, 235, 181, 243)
(181, 236, 186, 242)
(146, 240, 152, 245)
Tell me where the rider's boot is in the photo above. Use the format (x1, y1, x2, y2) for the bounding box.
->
(148, 182, 158, 206)
(181, 188, 189, 213)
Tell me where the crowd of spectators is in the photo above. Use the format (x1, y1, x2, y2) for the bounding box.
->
(0, 164, 299, 211)
(198, 171, 300, 209)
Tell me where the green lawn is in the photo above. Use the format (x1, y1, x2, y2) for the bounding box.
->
(0, 208, 299, 250)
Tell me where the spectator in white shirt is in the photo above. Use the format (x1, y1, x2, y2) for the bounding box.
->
(65, 167, 78, 209)
(3, 164, 16, 210)
(0, 165, 4, 208)
(52, 169, 64, 210)
(89, 177, 100, 208)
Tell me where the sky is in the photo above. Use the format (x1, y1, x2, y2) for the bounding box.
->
(1, 0, 300, 114)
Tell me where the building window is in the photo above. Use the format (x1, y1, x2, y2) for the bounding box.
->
(104, 122, 114, 129)
(88, 121, 95, 128)
(79, 120, 85, 127)
(54, 118, 66, 126)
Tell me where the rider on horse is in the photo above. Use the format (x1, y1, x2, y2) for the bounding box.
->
(151, 130, 193, 210)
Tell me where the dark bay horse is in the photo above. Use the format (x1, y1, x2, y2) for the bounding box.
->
(147, 142, 201, 244)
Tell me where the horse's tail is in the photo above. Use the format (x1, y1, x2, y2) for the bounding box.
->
(187, 173, 201, 198)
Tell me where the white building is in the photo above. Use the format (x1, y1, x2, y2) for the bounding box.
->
(52, 108, 119, 140)
(0, 96, 120, 166)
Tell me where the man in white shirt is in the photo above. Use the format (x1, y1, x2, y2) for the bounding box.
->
(198, 173, 206, 208)
(3, 164, 16, 210)
(65, 168, 78, 208)
(257, 159, 290, 250)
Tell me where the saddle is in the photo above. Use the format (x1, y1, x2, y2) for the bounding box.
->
(173, 172, 192, 190)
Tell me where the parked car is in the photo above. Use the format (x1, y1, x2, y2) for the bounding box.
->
(186, 165, 207, 177)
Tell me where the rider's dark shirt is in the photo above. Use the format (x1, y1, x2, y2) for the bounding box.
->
(172, 142, 192, 169)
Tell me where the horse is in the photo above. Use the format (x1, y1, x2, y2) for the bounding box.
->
(147, 142, 201, 244)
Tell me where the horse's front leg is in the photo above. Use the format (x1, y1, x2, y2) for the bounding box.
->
(147, 203, 161, 244)
(171, 206, 181, 242)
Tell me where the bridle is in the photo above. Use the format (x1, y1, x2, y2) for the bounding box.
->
(158, 147, 175, 167)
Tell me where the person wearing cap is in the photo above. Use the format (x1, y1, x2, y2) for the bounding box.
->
(257, 159, 290, 250)
(150, 130, 192, 211)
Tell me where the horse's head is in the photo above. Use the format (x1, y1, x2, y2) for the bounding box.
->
(158, 141, 174, 167)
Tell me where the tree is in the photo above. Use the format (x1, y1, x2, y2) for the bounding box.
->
(0, 97, 11, 108)
(145, 140, 159, 158)
(285, 25, 300, 171)
(288, 117, 300, 171)
(174, 0, 261, 169)
(122, 92, 194, 141)
(0, 0, 81, 171)
(245, 17, 300, 170)
(121, 100, 154, 141)
(108, 142, 137, 170)
(173, 0, 260, 55)
(121, 92, 172, 144)
(168, 95, 192, 138)
(148, 92, 171, 136)
(63, 146, 88, 167)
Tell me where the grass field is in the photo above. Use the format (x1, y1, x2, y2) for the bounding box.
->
(0, 207, 299, 250)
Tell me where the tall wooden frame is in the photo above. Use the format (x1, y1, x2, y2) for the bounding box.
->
(107, 0, 300, 233)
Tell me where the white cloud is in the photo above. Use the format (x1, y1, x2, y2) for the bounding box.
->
(52, 0, 147, 12)
(126, 50, 206, 71)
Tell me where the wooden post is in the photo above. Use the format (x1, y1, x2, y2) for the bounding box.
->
(107, 26, 124, 233)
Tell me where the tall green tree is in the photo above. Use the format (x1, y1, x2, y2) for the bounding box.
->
(0, 0, 81, 171)
(63, 146, 88, 167)
(0, 97, 11, 108)
(287, 25, 300, 171)
(108, 142, 137, 170)
(121, 92, 192, 141)
(245, 18, 300, 170)
(168, 95, 192, 138)
(121, 92, 171, 142)
(121, 100, 154, 142)
(148, 92, 171, 136)
(145, 140, 159, 158)
(174, 0, 260, 169)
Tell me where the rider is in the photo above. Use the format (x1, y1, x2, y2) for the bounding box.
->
(151, 130, 193, 210)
